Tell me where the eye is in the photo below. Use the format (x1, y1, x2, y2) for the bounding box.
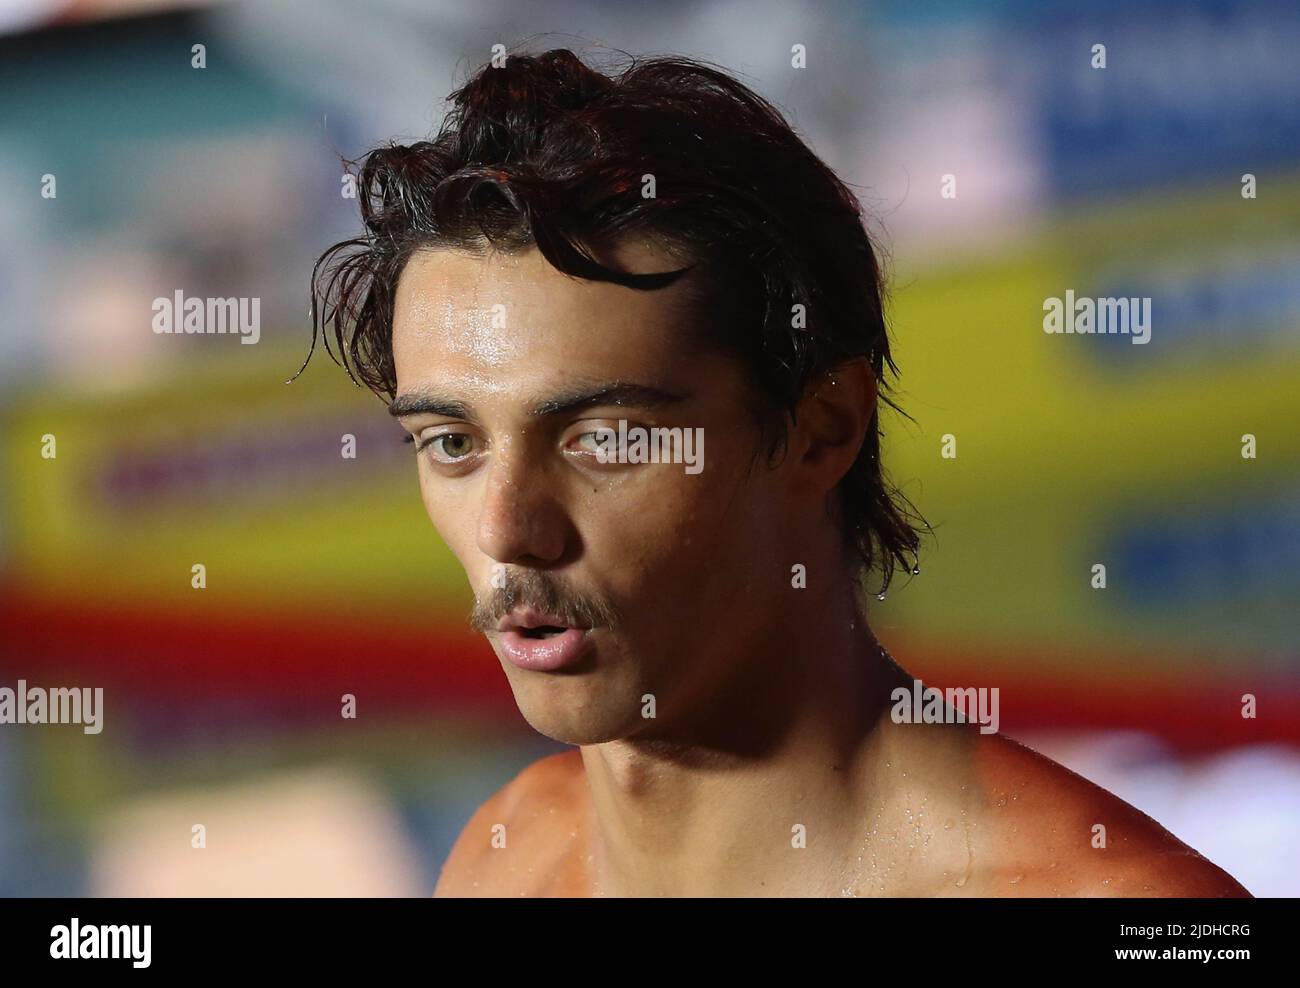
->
(416, 431, 478, 464)
(574, 431, 611, 453)
(567, 425, 623, 461)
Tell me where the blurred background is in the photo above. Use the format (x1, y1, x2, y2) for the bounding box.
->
(1, 0, 1297, 896)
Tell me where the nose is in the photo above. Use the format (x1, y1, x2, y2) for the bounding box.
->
(475, 445, 570, 567)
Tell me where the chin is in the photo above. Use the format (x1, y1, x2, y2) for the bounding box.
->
(509, 681, 644, 746)
(517, 707, 639, 743)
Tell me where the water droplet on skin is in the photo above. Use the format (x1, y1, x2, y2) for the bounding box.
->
(1009, 874, 1023, 885)
(1142, 884, 1154, 892)
(954, 875, 967, 888)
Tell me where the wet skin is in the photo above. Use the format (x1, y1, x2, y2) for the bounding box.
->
(390, 239, 1252, 898)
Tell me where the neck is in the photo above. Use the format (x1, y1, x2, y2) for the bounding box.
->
(578, 575, 910, 896)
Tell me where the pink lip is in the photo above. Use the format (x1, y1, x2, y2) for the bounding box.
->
(498, 627, 591, 671)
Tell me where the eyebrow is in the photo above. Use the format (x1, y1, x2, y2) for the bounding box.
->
(388, 382, 690, 420)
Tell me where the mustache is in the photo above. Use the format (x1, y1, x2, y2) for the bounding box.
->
(468, 570, 623, 632)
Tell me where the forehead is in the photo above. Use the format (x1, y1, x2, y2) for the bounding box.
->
(391, 240, 705, 388)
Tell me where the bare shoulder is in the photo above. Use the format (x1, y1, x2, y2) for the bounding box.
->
(433, 748, 588, 897)
(963, 732, 1251, 898)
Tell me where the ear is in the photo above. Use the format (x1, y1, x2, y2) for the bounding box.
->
(790, 357, 877, 492)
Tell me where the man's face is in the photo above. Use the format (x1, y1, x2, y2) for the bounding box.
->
(391, 240, 794, 744)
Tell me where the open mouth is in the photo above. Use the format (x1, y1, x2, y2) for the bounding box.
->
(495, 610, 594, 671)
(518, 625, 570, 640)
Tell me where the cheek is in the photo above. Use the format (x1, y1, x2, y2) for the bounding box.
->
(577, 465, 757, 577)
(414, 465, 476, 560)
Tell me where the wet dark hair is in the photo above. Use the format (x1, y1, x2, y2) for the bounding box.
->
(306, 46, 927, 593)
